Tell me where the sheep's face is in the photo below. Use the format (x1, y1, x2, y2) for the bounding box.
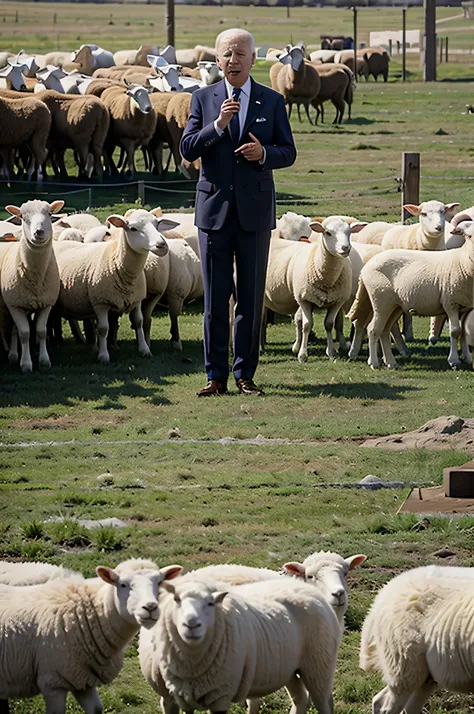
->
(97, 563, 182, 629)
(310, 218, 352, 258)
(6, 200, 65, 248)
(127, 84, 152, 114)
(107, 211, 178, 257)
(15, 53, 39, 78)
(279, 211, 312, 241)
(279, 46, 305, 72)
(451, 217, 474, 242)
(404, 201, 460, 240)
(164, 582, 227, 646)
(156, 66, 180, 92)
(0, 64, 26, 91)
(283, 552, 366, 614)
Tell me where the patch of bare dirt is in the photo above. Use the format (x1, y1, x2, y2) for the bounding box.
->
(361, 416, 474, 452)
(10, 413, 130, 431)
(399, 485, 474, 515)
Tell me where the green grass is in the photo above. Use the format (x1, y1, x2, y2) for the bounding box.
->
(2, 3, 474, 713)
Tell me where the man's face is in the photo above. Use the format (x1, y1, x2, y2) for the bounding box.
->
(216, 35, 255, 88)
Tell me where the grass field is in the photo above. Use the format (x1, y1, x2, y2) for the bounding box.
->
(2, 3, 474, 714)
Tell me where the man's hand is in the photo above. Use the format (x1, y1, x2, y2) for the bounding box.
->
(234, 132, 264, 162)
(216, 98, 240, 130)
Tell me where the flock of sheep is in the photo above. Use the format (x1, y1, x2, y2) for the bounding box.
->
(1, 196, 474, 373)
(1, 553, 473, 714)
(0, 38, 388, 182)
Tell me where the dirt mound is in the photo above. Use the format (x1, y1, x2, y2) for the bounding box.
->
(362, 416, 474, 452)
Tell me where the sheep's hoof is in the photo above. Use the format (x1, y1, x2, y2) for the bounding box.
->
(39, 359, 51, 369)
(398, 348, 410, 358)
(450, 362, 461, 371)
(8, 353, 18, 365)
(298, 352, 308, 363)
(172, 340, 183, 352)
(428, 336, 438, 346)
(20, 362, 33, 374)
(291, 343, 300, 356)
(98, 354, 110, 364)
(386, 362, 399, 370)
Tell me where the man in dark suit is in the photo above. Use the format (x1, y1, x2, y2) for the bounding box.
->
(181, 28, 296, 396)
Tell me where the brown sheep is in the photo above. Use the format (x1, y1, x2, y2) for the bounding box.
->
(101, 83, 156, 177)
(334, 50, 369, 81)
(0, 91, 51, 180)
(165, 92, 199, 179)
(276, 47, 321, 124)
(269, 62, 283, 91)
(113, 46, 159, 67)
(146, 91, 176, 176)
(311, 64, 350, 125)
(358, 48, 390, 82)
(84, 78, 125, 97)
(39, 90, 109, 179)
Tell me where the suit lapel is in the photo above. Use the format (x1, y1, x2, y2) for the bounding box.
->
(212, 80, 227, 120)
(242, 78, 265, 138)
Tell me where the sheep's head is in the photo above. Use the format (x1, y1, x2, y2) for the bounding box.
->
(14, 52, 39, 78)
(97, 559, 182, 629)
(404, 201, 460, 239)
(309, 217, 367, 258)
(282, 551, 366, 613)
(6, 200, 65, 248)
(278, 211, 312, 241)
(450, 216, 474, 241)
(161, 580, 227, 646)
(279, 45, 305, 71)
(124, 81, 153, 114)
(107, 210, 178, 257)
(0, 63, 27, 91)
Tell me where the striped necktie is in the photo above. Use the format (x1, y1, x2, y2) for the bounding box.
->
(229, 87, 242, 145)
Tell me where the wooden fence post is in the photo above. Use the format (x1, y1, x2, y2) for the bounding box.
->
(445, 36, 449, 62)
(401, 152, 420, 223)
(353, 6, 358, 84)
(402, 7, 407, 81)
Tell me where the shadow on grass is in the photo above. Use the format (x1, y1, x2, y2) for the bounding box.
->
(272, 381, 421, 400)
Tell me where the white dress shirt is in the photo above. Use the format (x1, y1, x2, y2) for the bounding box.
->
(213, 77, 266, 163)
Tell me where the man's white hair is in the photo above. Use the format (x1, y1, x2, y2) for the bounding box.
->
(215, 28, 255, 53)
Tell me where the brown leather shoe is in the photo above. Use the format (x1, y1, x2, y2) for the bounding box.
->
(235, 378, 264, 396)
(197, 379, 227, 397)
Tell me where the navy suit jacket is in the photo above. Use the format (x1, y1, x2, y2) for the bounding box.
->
(180, 78, 296, 233)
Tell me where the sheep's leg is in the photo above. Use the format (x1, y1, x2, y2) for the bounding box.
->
(141, 296, 160, 347)
(8, 326, 18, 365)
(161, 694, 179, 714)
(167, 297, 183, 351)
(403, 680, 438, 714)
(36, 306, 53, 368)
(42, 689, 68, 714)
(129, 304, 152, 357)
(324, 303, 342, 359)
(390, 319, 409, 356)
(335, 307, 348, 353)
(348, 322, 365, 360)
(93, 305, 110, 363)
(121, 139, 136, 179)
(303, 103, 313, 125)
(287, 103, 293, 119)
(9, 307, 33, 373)
(444, 306, 462, 368)
(380, 308, 403, 369)
(292, 306, 303, 358)
(297, 103, 302, 123)
(300, 669, 334, 714)
(73, 687, 103, 714)
(461, 327, 473, 365)
(286, 674, 309, 714)
(296, 301, 313, 362)
(402, 312, 414, 342)
(371, 686, 409, 714)
(428, 314, 445, 345)
(246, 699, 261, 714)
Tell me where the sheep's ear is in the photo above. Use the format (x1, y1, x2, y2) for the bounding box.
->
(106, 215, 128, 229)
(123, 209, 136, 219)
(282, 561, 306, 578)
(403, 204, 421, 216)
(156, 218, 180, 232)
(345, 554, 367, 570)
(5, 214, 22, 225)
(96, 566, 120, 585)
(5, 205, 21, 217)
(50, 200, 65, 214)
(161, 565, 183, 581)
(54, 218, 71, 228)
(350, 222, 368, 234)
(150, 207, 163, 217)
(160, 581, 176, 595)
(444, 203, 461, 221)
(451, 220, 472, 236)
(309, 221, 325, 233)
(213, 591, 228, 604)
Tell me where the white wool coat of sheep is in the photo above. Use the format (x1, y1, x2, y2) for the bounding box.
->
(360, 564, 474, 714)
(382, 201, 459, 251)
(0, 560, 80, 586)
(140, 577, 341, 714)
(265, 217, 365, 362)
(348, 217, 474, 369)
(271, 211, 312, 241)
(0, 559, 183, 714)
(351, 221, 395, 245)
(53, 210, 176, 363)
(1, 199, 64, 373)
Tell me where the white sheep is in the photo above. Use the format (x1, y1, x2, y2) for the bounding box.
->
(0, 558, 183, 714)
(140, 576, 341, 714)
(381, 201, 459, 251)
(265, 216, 366, 362)
(348, 216, 474, 369)
(53, 210, 176, 363)
(54, 212, 102, 236)
(360, 564, 474, 714)
(1, 199, 64, 373)
(56, 227, 84, 242)
(351, 221, 395, 245)
(114, 46, 160, 67)
(310, 49, 337, 63)
(272, 211, 312, 241)
(461, 308, 474, 367)
(0, 560, 79, 585)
